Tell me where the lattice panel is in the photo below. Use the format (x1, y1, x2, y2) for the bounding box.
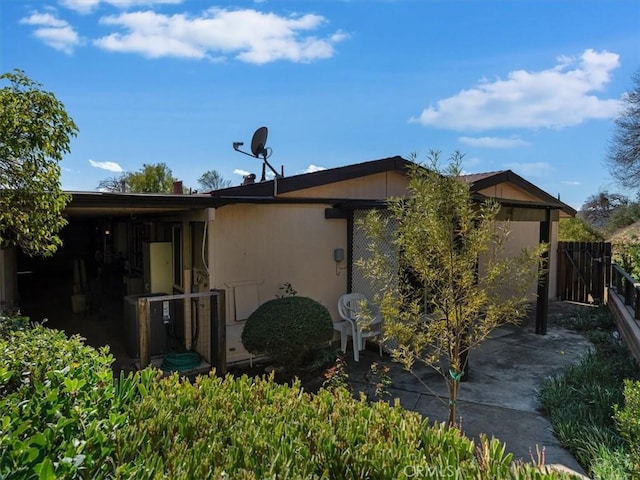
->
(351, 209, 399, 300)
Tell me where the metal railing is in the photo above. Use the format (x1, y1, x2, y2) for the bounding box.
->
(610, 263, 640, 322)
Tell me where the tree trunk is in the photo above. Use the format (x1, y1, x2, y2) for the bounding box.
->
(447, 377, 459, 427)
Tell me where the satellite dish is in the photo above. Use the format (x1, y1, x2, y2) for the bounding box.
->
(232, 125, 283, 181)
(251, 126, 268, 157)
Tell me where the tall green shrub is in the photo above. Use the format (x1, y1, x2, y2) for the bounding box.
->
(113, 372, 571, 479)
(241, 296, 333, 369)
(615, 379, 640, 477)
(358, 152, 546, 426)
(0, 319, 131, 479)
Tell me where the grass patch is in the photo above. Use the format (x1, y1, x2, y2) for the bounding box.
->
(539, 306, 639, 479)
(551, 305, 613, 333)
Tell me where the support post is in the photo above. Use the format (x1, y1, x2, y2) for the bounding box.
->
(210, 289, 226, 375)
(138, 297, 150, 368)
(183, 269, 192, 350)
(536, 209, 552, 335)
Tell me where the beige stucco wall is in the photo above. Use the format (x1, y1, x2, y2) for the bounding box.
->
(211, 203, 348, 318)
(201, 175, 563, 364)
(281, 171, 409, 199)
(479, 221, 556, 301)
(210, 203, 349, 364)
(476, 179, 561, 300)
(477, 219, 559, 302)
(476, 183, 540, 202)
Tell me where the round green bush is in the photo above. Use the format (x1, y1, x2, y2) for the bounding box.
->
(241, 296, 333, 368)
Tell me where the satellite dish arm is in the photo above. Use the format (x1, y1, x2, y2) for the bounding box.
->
(233, 145, 258, 158)
(261, 150, 281, 178)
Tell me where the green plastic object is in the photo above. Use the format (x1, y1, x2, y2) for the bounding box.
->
(161, 351, 201, 372)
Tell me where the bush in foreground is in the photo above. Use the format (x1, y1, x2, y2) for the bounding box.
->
(1, 316, 573, 479)
(0, 319, 128, 478)
(614, 379, 640, 478)
(115, 372, 574, 479)
(242, 296, 334, 369)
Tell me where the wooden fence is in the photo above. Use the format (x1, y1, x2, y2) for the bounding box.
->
(557, 241, 611, 304)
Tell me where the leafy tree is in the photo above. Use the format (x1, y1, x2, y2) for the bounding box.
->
(358, 151, 545, 427)
(558, 217, 604, 242)
(198, 169, 231, 191)
(580, 191, 629, 229)
(97, 175, 127, 192)
(607, 71, 640, 189)
(98, 163, 176, 193)
(0, 69, 77, 256)
(126, 163, 176, 193)
(613, 242, 640, 281)
(605, 199, 640, 236)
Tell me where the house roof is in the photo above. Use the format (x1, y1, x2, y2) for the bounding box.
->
(210, 156, 411, 198)
(63, 156, 576, 218)
(460, 169, 577, 217)
(212, 157, 576, 216)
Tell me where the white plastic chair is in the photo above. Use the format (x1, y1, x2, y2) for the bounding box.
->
(337, 293, 383, 362)
(332, 320, 352, 354)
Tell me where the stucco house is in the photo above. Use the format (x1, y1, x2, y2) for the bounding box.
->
(0, 156, 575, 370)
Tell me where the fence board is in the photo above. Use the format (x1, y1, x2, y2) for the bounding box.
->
(557, 241, 611, 304)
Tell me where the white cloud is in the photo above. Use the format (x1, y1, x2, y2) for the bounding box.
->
(411, 49, 621, 131)
(20, 12, 80, 54)
(22, 12, 67, 28)
(93, 8, 348, 63)
(459, 136, 530, 148)
(89, 159, 124, 172)
(60, 0, 101, 13)
(301, 164, 327, 173)
(61, 0, 182, 15)
(505, 162, 554, 178)
(233, 168, 251, 177)
(562, 180, 581, 186)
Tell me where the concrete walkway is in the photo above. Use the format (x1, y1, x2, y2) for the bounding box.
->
(344, 303, 594, 476)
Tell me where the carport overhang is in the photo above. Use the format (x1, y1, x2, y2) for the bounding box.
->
(64, 191, 218, 218)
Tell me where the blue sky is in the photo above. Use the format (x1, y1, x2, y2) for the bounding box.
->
(2, 0, 639, 209)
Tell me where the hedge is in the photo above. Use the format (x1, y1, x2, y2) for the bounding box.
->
(1, 317, 572, 479)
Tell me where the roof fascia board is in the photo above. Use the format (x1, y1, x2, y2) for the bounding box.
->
(67, 192, 216, 210)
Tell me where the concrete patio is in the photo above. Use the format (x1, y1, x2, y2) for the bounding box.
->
(344, 302, 596, 477)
